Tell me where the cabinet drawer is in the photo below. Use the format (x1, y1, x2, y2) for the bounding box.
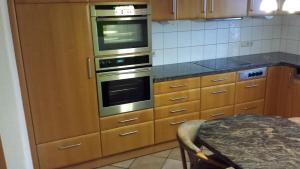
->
(201, 106, 234, 120)
(155, 89, 200, 107)
(154, 77, 200, 95)
(100, 109, 153, 131)
(37, 133, 101, 169)
(155, 101, 200, 119)
(155, 112, 199, 143)
(101, 122, 154, 156)
(235, 99, 265, 115)
(201, 72, 236, 87)
(201, 83, 235, 110)
(236, 78, 266, 104)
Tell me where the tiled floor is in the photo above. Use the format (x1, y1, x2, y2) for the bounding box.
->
(96, 148, 190, 169)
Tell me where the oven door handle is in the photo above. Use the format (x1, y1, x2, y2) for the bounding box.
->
(97, 16, 147, 21)
(98, 68, 152, 77)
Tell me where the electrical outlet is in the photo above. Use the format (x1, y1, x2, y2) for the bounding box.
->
(240, 41, 253, 48)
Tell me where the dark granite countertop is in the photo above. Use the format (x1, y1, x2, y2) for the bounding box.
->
(197, 114, 300, 169)
(153, 52, 300, 82)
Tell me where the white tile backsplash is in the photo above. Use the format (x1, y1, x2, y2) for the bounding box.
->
(152, 16, 284, 66)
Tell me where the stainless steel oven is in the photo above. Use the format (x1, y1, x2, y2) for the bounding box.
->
(90, 3, 151, 57)
(95, 53, 153, 117)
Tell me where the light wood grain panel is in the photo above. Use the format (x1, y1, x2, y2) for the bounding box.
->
(155, 89, 200, 107)
(155, 100, 200, 119)
(206, 0, 247, 18)
(235, 99, 265, 115)
(177, 0, 205, 19)
(154, 77, 200, 95)
(290, 78, 300, 117)
(236, 78, 266, 104)
(16, 0, 87, 3)
(16, 4, 99, 144)
(0, 137, 6, 169)
(7, 0, 41, 168)
(201, 83, 235, 110)
(90, 0, 149, 2)
(155, 112, 199, 143)
(201, 72, 236, 87)
(151, 0, 175, 21)
(100, 109, 153, 131)
(101, 122, 154, 156)
(201, 106, 234, 120)
(38, 133, 101, 169)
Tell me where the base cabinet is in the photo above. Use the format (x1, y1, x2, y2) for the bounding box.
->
(37, 133, 101, 169)
(101, 122, 154, 156)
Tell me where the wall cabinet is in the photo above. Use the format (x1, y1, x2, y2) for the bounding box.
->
(206, 0, 248, 18)
(16, 3, 99, 144)
(176, 0, 205, 19)
(151, 0, 176, 21)
(290, 78, 300, 117)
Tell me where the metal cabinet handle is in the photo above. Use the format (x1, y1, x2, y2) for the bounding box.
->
(245, 84, 258, 88)
(58, 143, 82, 150)
(210, 112, 225, 117)
(169, 84, 186, 88)
(202, 0, 206, 13)
(211, 90, 227, 94)
(87, 57, 93, 79)
(119, 117, 139, 123)
(210, 0, 214, 13)
(249, 0, 254, 11)
(169, 96, 188, 101)
(170, 120, 186, 125)
(170, 108, 187, 113)
(212, 78, 227, 82)
(119, 130, 138, 136)
(241, 106, 257, 110)
(172, 0, 177, 15)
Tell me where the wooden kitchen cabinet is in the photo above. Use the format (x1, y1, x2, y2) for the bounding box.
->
(235, 78, 266, 104)
(155, 89, 200, 107)
(16, 3, 99, 144)
(206, 0, 248, 18)
(0, 137, 6, 169)
(176, 0, 205, 19)
(37, 133, 101, 169)
(154, 77, 200, 95)
(151, 0, 175, 21)
(264, 66, 294, 117)
(289, 78, 300, 117)
(235, 99, 265, 115)
(201, 105, 234, 120)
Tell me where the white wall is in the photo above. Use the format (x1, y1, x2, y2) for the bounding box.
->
(152, 16, 283, 65)
(280, 15, 300, 54)
(0, 0, 33, 168)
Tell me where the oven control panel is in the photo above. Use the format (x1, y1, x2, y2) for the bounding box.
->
(238, 67, 267, 81)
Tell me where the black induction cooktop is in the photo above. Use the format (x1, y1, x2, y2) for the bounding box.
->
(193, 58, 252, 70)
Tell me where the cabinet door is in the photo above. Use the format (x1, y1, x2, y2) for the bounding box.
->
(206, 0, 247, 18)
(151, 0, 176, 21)
(264, 66, 293, 117)
(16, 3, 99, 144)
(248, 0, 280, 16)
(290, 78, 300, 117)
(177, 0, 205, 19)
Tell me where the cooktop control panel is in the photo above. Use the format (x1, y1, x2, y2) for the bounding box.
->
(238, 67, 267, 81)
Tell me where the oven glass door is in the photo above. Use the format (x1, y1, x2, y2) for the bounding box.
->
(97, 68, 153, 117)
(101, 76, 150, 107)
(94, 16, 149, 55)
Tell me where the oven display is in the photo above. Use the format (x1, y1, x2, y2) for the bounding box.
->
(99, 55, 150, 69)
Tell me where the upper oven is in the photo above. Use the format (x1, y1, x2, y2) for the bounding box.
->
(90, 3, 152, 57)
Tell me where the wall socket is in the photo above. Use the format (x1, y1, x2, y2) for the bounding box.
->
(240, 41, 253, 47)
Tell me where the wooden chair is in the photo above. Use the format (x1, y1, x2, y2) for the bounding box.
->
(177, 120, 234, 169)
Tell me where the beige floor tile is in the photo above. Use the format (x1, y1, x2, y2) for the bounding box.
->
(168, 148, 190, 162)
(95, 166, 123, 169)
(129, 155, 166, 169)
(161, 159, 190, 169)
(151, 149, 172, 158)
(112, 159, 135, 168)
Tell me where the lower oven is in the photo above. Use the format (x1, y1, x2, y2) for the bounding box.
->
(97, 67, 153, 117)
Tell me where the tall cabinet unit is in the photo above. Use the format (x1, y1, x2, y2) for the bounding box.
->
(16, 3, 101, 169)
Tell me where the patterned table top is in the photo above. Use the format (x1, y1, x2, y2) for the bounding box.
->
(197, 114, 300, 169)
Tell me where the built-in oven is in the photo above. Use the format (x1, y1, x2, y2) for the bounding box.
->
(95, 53, 153, 117)
(90, 3, 151, 56)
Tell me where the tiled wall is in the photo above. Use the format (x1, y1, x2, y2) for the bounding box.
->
(152, 16, 282, 66)
(280, 15, 300, 55)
